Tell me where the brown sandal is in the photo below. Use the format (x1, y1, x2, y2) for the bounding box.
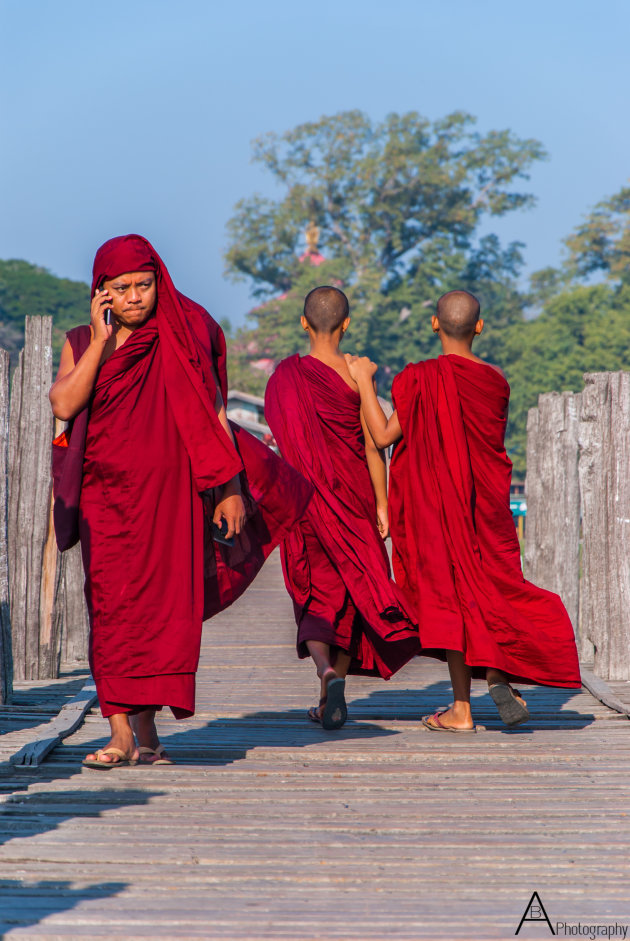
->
(82, 747, 138, 770)
(138, 744, 174, 765)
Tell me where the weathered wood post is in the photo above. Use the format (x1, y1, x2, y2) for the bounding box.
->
(523, 391, 582, 634)
(0, 348, 13, 703)
(578, 372, 630, 680)
(50, 414, 89, 668)
(8, 316, 60, 680)
(55, 544, 89, 667)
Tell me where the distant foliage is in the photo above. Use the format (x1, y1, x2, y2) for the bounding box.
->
(0, 259, 89, 367)
(224, 111, 630, 476)
(502, 184, 630, 471)
(224, 109, 543, 409)
(504, 284, 630, 470)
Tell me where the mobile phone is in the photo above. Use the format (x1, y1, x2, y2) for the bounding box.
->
(212, 518, 234, 547)
(97, 287, 113, 326)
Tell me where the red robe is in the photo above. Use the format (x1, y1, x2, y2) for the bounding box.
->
(265, 355, 418, 679)
(72, 235, 311, 718)
(390, 354, 581, 688)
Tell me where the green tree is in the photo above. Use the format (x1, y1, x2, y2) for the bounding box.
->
(225, 109, 545, 390)
(504, 283, 630, 474)
(565, 185, 630, 284)
(0, 259, 89, 367)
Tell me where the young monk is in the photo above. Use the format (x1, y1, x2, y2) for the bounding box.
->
(265, 286, 418, 729)
(346, 290, 581, 731)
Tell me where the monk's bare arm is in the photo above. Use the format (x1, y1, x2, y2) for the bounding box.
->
(210, 366, 246, 536)
(361, 406, 389, 539)
(49, 289, 113, 421)
(345, 355, 402, 449)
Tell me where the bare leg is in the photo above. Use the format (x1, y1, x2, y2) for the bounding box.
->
(306, 640, 333, 684)
(332, 649, 351, 681)
(429, 650, 475, 730)
(486, 667, 508, 687)
(130, 708, 173, 764)
(84, 712, 138, 764)
(130, 709, 160, 750)
(306, 641, 350, 721)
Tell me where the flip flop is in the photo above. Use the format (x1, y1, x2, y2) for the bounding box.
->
(488, 683, 530, 727)
(421, 712, 477, 734)
(82, 747, 138, 770)
(307, 698, 326, 724)
(307, 676, 348, 730)
(321, 677, 347, 730)
(138, 744, 174, 765)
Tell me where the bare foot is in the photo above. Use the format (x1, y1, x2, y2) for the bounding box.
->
(84, 731, 138, 765)
(130, 710, 160, 750)
(428, 705, 475, 731)
(311, 667, 339, 720)
(130, 710, 173, 764)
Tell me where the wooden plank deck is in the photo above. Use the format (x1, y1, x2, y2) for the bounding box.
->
(0, 550, 628, 940)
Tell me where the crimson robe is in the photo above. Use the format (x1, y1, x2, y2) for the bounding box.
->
(390, 354, 581, 688)
(265, 355, 418, 679)
(70, 235, 311, 718)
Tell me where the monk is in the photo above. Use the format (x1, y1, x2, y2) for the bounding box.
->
(346, 290, 581, 732)
(50, 235, 311, 767)
(265, 286, 418, 729)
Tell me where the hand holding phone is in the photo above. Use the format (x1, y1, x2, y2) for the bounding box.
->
(93, 287, 113, 328)
(212, 517, 235, 547)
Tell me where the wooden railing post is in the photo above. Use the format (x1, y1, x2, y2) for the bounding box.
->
(578, 372, 630, 681)
(54, 544, 89, 667)
(8, 316, 60, 680)
(523, 391, 582, 636)
(0, 348, 12, 703)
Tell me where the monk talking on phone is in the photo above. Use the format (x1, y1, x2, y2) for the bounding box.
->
(50, 234, 311, 767)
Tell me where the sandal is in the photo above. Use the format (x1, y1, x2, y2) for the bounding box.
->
(82, 747, 138, 770)
(488, 683, 530, 727)
(138, 744, 174, 765)
(422, 712, 477, 734)
(307, 698, 326, 725)
(307, 676, 348, 730)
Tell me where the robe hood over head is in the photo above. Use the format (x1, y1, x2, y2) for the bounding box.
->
(91, 234, 242, 492)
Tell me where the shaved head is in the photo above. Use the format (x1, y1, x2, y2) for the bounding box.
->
(303, 286, 349, 334)
(436, 290, 480, 339)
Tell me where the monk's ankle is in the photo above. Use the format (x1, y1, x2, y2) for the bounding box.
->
(317, 665, 336, 681)
(487, 668, 507, 687)
(130, 710, 160, 750)
(450, 702, 473, 725)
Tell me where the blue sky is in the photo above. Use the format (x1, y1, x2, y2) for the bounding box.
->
(1, 0, 628, 326)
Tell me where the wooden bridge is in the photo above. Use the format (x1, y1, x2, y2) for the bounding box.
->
(0, 552, 629, 940)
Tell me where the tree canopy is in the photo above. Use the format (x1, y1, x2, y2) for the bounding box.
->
(564, 186, 630, 284)
(226, 110, 544, 297)
(225, 109, 544, 401)
(224, 112, 630, 476)
(0, 259, 89, 367)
